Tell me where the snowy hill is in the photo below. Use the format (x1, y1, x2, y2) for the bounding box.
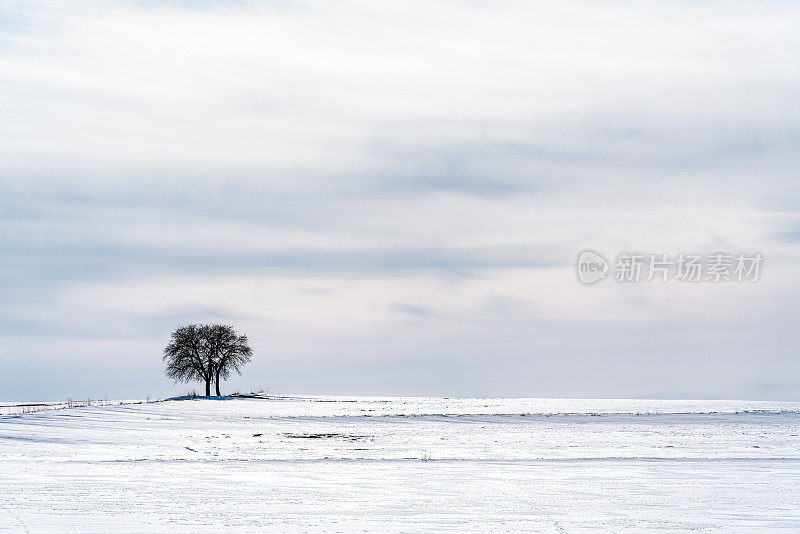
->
(2, 396, 800, 532)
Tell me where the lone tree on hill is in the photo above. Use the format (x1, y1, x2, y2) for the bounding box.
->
(163, 324, 253, 396)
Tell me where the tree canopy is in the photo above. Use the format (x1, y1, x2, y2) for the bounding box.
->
(163, 324, 252, 396)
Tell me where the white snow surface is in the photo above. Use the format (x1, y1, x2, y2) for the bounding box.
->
(2, 395, 800, 532)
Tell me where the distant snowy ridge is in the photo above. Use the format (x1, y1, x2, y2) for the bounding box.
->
(4, 395, 800, 418)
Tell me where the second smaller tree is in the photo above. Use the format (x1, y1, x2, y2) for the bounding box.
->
(207, 324, 253, 396)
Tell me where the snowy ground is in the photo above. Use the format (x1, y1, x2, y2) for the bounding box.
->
(2, 396, 800, 532)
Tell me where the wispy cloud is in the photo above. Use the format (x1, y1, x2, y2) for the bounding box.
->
(1, 0, 799, 399)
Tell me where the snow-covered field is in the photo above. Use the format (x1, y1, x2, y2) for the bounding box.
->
(2, 396, 800, 532)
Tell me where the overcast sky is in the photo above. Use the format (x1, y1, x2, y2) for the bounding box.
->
(1, 0, 799, 400)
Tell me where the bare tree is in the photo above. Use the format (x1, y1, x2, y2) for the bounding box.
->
(207, 324, 253, 396)
(163, 324, 213, 396)
(163, 324, 253, 397)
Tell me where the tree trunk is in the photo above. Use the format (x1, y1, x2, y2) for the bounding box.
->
(205, 378, 211, 397)
(215, 369, 221, 396)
